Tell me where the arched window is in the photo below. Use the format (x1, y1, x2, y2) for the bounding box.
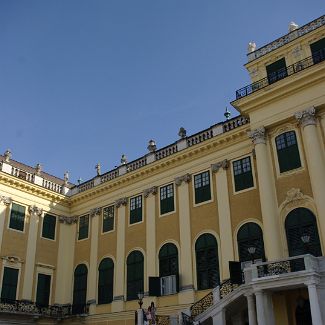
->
(126, 251, 144, 300)
(237, 223, 265, 262)
(275, 131, 301, 173)
(195, 234, 220, 290)
(72, 264, 88, 314)
(98, 258, 114, 304)
(159, 243, 178, 277)
(285, 208, 322, 257)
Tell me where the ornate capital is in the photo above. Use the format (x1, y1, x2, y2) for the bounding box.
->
(115, 197, 127, 208)
(175, 173, 191, 186)
(144, 186, 157, 198)
(211, 159, 229, 173)
(0, 195, 12, 206)
(58, 216, 78, 225)
(28, 205, 43, 217)
(248, 127, 266, 145)
(295, 107, 316, 128)
(90, 207, 102, 218)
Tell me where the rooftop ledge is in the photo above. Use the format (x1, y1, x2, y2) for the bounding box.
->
(0, 116, 250, 196)
(235, 49, 325, 100)
(247, 14, 325, 63)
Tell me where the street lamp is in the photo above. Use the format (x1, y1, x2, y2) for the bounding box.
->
(137, 292, 144, 309)
(247, 246, 256, 264)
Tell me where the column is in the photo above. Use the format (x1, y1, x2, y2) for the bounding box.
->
(264, 292, 275, 325)
(249, 128, 282, 260)
(55, 216, 77, 304)
(0, 196, 11, 251)
(212, 308, 226, 325)
(175, 173, 194, 304)
(111, 197, 127, 312)
(22, 205, 43, 301)
(295, 107, 325, 243)
(87, 207, 101, 313)
(255, 290, 267, 325)
(212, 160, 234, 280)
(144, 186, 157, 304)
(306, 279, 323, 325)
(245, 293, 257, 325)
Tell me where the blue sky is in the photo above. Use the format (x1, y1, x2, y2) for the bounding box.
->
(0, 1, 324, 183)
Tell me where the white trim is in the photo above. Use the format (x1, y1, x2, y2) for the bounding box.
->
(159, 183, 177, 217)
(192, 169, 214, 208)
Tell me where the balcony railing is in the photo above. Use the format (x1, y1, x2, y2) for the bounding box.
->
(236, 49, 325, 99)
(0, 299, 89, 319)
(190, 291, 213, 318)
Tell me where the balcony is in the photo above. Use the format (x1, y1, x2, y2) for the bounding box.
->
(235, 48, 325, 99)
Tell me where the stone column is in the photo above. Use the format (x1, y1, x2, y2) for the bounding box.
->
(0, 196, 11, 251)
(212, 160, 234, 280)
(144, 186, 157, 303)
(305, 279, 323, 325)
(264, 292, 275, 325)
(212, 308, 226, 325)
(245, 293, 257, 325)
(295, 107, 325, 244)
(111, 197, 127, 312)
(255, 290, 267, 325)
(87, 207, 101, 313)
(249, 128, 282, 260)
(175, 173, 194, 304)
(55, 216, 77, 304)
(22, 205, 43, 301)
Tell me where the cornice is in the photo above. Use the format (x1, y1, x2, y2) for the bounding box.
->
(0, 172, 70, 207)
(69, 125, 250, 204)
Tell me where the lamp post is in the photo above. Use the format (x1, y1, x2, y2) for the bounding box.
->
(247, 246, 256, 264)
(137, 292, 144, 309)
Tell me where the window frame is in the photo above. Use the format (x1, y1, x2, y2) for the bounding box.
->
(78, 215, 90, 241)
(126, 251, 144, 301)
(41, 213, 57, 241)
(97, 257, 114, 304)
(35, 272, 52, 307)
(231, 155, 256, 194)
(102, 205, 115, 234)
(0, 266, 20, 302)
(192, 170, 213, 206)
(159, 183, 176, 216)
(129, 195, 143, 225)
(8, 202, 26, 233)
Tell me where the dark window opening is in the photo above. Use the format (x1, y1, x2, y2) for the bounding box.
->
(98, 258, 114, 304)
(103, 206, 114, 232)
(266, 58, 287, 84)
(78, 215, 89, 240)
(42, 214, 56, 240)
(160, 184, 175, 215)
(130, 196, 142, 224)
(194, 171, 211, 204)
(9, 203, 25, 232)
(233, 157, 254, 192)
(127, 251, 144, 300)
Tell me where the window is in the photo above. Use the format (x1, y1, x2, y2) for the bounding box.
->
(130, 196, 142, 224)
(103, 206, 114, 233)
(9, 203, 25, 231)
(195, 234, 220, 290)
(233, 157, 254, 192)
(42, 214, 56, 240)
(126, 251, 144, 300)
(237, 223, 265, 262)
(310, 37, 325, 64)
(159, 243, 179, 278)
(275, 131, 301, 173)
(1, 267, 19, 302)
(194, 171, 211, 204)
(78, 215, 89, 240)
(266, 58, 287, 84)
(36, 273, 51, 307)
(72, 264, 88, 314)
(160, 184, 175, 215)
(98, 258, 114, 304)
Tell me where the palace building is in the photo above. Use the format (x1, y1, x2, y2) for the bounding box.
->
(0, 14, 325, 325)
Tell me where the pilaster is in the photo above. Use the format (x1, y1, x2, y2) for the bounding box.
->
(0, 196, 11, 251)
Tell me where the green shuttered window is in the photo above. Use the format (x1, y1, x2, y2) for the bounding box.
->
(1, 267, 19, 302)
(233, 157, 254, 192)
(42, 214, 56, 240)
(9, 203, 25, 231)
(98, 258, 114, 304)
(126, 251, 144, 300)
(103, 206, 114, 233)
(78, 215, 89, 240)
(194, 171, 211, 204)
(130, 196, 142, 224)
(275, 131, 301, 173)
(160, 184, 174, 215)
(36, 273, 51, 307)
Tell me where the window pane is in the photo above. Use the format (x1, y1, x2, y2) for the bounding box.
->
(78, 215, 89, 240)
(9, 203, 25, 231)
(233, 157, 254, 192)
(194, 172, 211, 204)
(130, 196, 142, 224)
(36, 273, 51, 307)
(160, 184, 175, 215)
(98, 258, 114, 304)
(103, 206, 114, 232)
(127, 251, 144, 300)
(1, 267, 19, 302)
(42, 214, 56, 240)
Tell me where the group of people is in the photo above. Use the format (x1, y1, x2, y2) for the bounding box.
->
(142, 301, 156, 325)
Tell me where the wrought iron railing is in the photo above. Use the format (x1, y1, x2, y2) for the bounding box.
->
(0, 299, 89, 318)
(156, 314, 170, 325)
(190, 291, 213, 318)
(236, 49, 325, 99)
(219, 279, 240, 299)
